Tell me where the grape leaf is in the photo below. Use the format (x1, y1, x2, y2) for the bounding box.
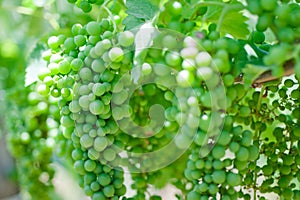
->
(203, 2, 249, 39)
(123, 0, 159, 30)
(125, 0, 158, 20)
(25, 58, 47, 87)
(25, 43, 47, 87)
(123, 15, 145, 30)
(182, 4, 196, 19)
(242, 64, 271, 87)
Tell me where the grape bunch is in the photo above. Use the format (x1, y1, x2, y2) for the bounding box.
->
(42, 18, 135, 199)
(36, 0, 300, 199)
(6, 84, 60, 200)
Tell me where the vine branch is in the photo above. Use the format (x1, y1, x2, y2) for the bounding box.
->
(235, 60, 295, 87)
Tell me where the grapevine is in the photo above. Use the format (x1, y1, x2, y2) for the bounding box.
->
(2, 0, 300, 200)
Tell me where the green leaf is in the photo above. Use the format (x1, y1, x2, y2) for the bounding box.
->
(123, 15, 145, 30)
(25, 43, 47, 87)
(182, 4, 196, 19)
(125, 0, 158, 20)
(25, 58, 47, 87)
(203, 2, 249, 39)
(242, 64, 271, 87)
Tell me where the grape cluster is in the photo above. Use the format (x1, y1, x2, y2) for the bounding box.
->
(6, 85, 60, 200)
(42, 19, 134, 199)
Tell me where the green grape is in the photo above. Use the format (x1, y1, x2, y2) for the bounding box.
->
(84, 159, 97, 172)
(176, 70, 195, 87)
(86, 21, 101, 36)
(70, 58, 83, 71)
(80, 68, 93, 83)
(208, 184, 218, 195)
(103, 185, 115, 197)
(280, 165, 291, 175)
(74, 35, 86, 47)
(118, 31, 134, 47)
(247, 0, 262, 14)
(236, 147, 249, 161)
(79, 95, 90, 109)
(227, 172, 241, 187)
(195, 51, 212, 67)
(212, 160, 224, 170)
(187, 191, 201, 200)
(252, 31, 265, 44)
(109, 47, 124, 62)
(170, 1, 182, 16)
(248, 145, 259, 161)
(47, 36, 60, 49)
(103, 148, 116, 162)
(165, 52, 182, 67)
(217, 131, 231, 146)
(64, 37, 76, 52)
(80, 134, 94, 149)
(256, 14, 273, 32)
(293, 127, 300, 137)
(94, 136, 108, 152)
(71, 23, 83, 35)
(282, 154, 293, 165)
(211, 170, 226, 184)
(212, 145, 225, 159)
(89, 100, 105, 115)
(260, 0, 277, 11)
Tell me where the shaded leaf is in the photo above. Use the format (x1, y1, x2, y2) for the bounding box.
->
(123, 15, 145, 30)
(203, 2, 249, 39)
(242, 64, 271, 87)
(125, 0, 158, 20)
(25, 43, 47, 87)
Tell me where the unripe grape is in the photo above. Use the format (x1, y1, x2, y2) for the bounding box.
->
(170, 1, 182, 16)
(74, 35, 86, 47)
(89, 100, 105, 115)
(236, 147, 249, 161)
(118, 31, 134, 47)
(108, 47, 124, 62)
(187, 191, 201, 200)
(211, 170, 226, 184)
(260, 0, 277, 11)
(80, 0, 92, 13)
(226, 172, 241, 187)
(47, 36, 60, 49)
(176, 70, 194, 87)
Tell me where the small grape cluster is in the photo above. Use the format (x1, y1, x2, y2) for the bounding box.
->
(67, 0, 105, 13)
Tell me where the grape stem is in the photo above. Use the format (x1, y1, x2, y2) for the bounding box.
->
(102, 6, 117, 34)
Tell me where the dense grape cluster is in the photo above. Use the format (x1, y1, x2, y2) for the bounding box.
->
(42, 19, 133, 199)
